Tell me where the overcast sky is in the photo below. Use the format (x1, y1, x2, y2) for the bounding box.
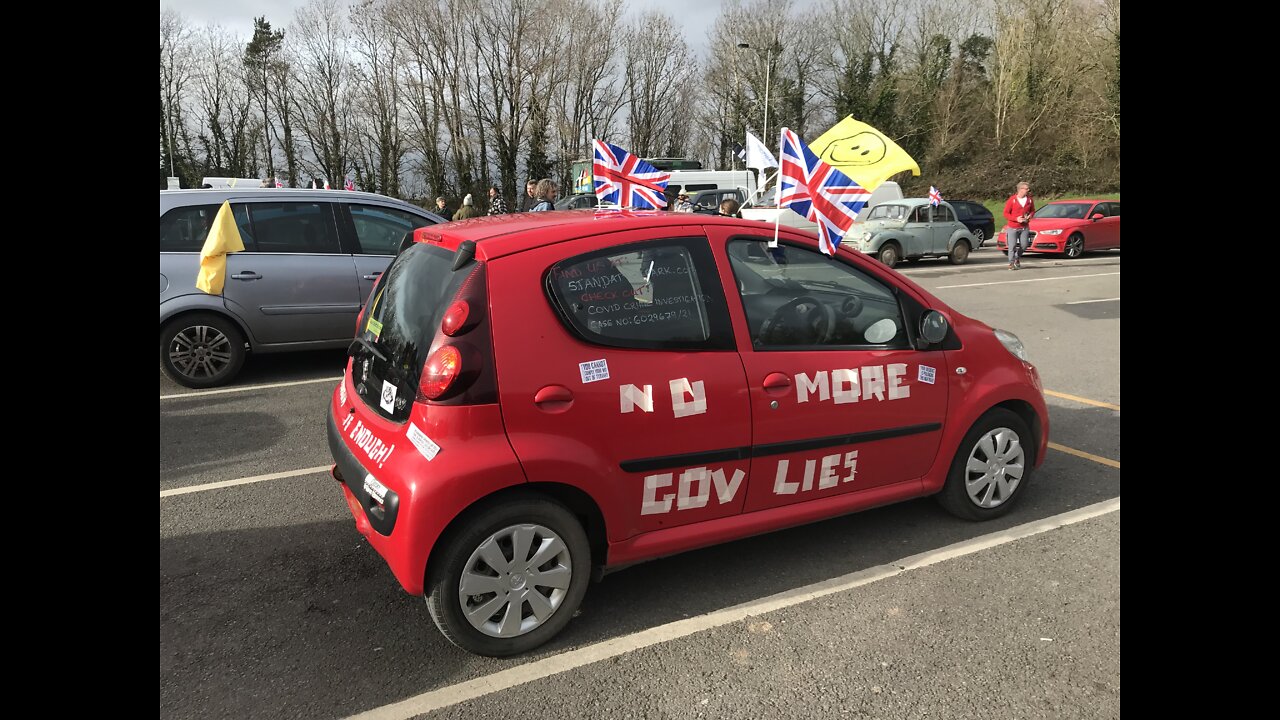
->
(162, 0, 728, 58)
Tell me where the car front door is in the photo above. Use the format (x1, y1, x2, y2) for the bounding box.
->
(490, 228, 753, 541)
(339, 202, 437, 304)
(710, 228, 950, 513)
(222, 200, 360, 345)
(1098, 202, 1121, 248)
(904, 206, 932, 256)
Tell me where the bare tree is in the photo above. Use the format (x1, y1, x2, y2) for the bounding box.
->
(351, 0, 407, 194)
(291, 0, 357, 184)
(623, 12, 696, 157)
(161, 8, 195, 184)
(194, 26, 255, 177)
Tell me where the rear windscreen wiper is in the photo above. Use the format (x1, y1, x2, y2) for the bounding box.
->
(348, 336, 387, 363)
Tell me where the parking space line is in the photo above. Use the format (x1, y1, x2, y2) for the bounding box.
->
(1044, 390, 1120, 411)
(160, 377, 341, 400)
(898, 257, 1118, 275)
(936, 271, 1119, 289)
(347, 497, 1120, 720)
(159, 465, 331, 498)
(1049, 442, 1120, 469)
(1065, 297, 1120, 305)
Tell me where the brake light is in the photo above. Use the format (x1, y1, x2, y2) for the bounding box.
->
(441, 300, 470, 336)
(420, 345, 461, 399)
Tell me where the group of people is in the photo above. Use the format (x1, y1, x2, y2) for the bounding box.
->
(433, 178, 747, 220)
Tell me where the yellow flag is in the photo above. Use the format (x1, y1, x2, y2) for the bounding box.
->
(809, 116, 921, 192)
(195, 201, 245, 295)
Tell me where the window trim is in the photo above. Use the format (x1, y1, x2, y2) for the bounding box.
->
(543, 236, 737, 351)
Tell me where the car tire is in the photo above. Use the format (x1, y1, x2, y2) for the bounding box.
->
(877, 242, 901, 268)
(1064, 233, 1085, 259)
(426, 494, 591, 657)
(937, 408, 1035, 521)
(160, 313, 247, 389)
(949, 240, 971, 265)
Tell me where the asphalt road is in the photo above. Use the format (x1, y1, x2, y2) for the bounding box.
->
(160, 245, 1120, 719)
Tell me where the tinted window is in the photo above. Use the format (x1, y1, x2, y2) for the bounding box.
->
(245, 202, 340, 253)
(952, 203, 971, 219)
(546, 239, 734, 350)
(350, 204, 432, 256)
(160, 203, 253, 252)
(727, 240, 909, 349)
(353, 244, 474, 421)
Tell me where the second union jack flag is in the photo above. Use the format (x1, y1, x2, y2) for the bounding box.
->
(778, 127, 871, 255)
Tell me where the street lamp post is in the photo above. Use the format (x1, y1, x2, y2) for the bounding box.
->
(738, 38, 779, 144)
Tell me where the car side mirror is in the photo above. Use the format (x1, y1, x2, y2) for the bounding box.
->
(919, 310, 949, 347)
(1091, 213, 1104, 221)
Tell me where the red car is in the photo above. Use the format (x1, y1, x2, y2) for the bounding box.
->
(328, 211, 1049, 656)
(997, 199, 1121, 258)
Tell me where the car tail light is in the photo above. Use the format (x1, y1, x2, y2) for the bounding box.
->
(420, 345, 462, 399)
(441, 300, 470, 336)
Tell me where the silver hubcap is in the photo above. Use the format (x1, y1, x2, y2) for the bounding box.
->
(882, 247, 897, 265)
(459, 523, 572, 638)
(974, 229, 984, 241)
(169, 325, 233, 379)
(1067, 237, 1083, 257)
(964, 427, 1025, 508)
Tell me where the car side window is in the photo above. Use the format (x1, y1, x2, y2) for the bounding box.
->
(245, 202, 340, 254)
(1100, 202, 1119, 217)
(910, 206, 930, 223)
(727, 239, 910, 350)
(546, 238, 734, 350)
(160, 203, 253, 252)
(349, 203, 432, 256)
(952, 203, 970, 220)
(935, 205, 955, 223)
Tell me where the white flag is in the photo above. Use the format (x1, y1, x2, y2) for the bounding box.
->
(745, 131, 779, 171)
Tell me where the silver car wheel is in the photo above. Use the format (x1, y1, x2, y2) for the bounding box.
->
(458, 523, 573, 638)
(169, 324, 234, 379)
(964, 427, 1026, 508)
(1065, 235, 1085, 258)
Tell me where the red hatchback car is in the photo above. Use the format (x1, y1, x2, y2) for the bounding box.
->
(328, 211, 1049, 656)
(997, 199, 1121, 258)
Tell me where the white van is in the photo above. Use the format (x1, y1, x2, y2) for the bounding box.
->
(664, 169, 757, 204)
(201, 177, 271, 189)
(740, 180, 904, 232)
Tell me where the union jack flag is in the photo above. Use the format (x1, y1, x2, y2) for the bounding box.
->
(592, 140, 670, 209)
(929, 186, 942, 206)
(345, 177, 355, 192)
(274, 179, 283, 188)
(777, 127, 871, 255)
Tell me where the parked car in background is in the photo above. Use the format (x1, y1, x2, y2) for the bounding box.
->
(948, 200, 996, 247)
(554, 193, 599, 210)
(160, 189, 444, 388)
(996, 199, 1120, 258)
(331, 210, 1048, 656)
(851, 199, 979, 268)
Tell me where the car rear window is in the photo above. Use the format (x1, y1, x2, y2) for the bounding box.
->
(351, 243, 475, 422)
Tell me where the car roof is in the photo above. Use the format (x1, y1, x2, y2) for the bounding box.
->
(1046, 198, 1111, 204)
(415, 210, 795, 259)
(877, 198, 949, 208)
(159, 188, 437, 214)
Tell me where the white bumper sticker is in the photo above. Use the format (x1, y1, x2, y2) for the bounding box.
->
(362, 474, 388, 503)
(407, 423, 441, 461)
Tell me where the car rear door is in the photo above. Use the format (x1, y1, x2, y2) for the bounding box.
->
(489, 227, 754, 541)
(222, 199, 360, 345)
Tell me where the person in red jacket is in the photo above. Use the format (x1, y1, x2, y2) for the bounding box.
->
(1003, 182, 1035, 270)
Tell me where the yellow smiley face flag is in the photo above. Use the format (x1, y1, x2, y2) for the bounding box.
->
(808, 116, 921, 192)
(195, 200, 245, 295)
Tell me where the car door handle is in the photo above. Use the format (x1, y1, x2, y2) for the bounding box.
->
(362, 272, 383, 280)
(762, 372, 792, 395)
(534, 385, 574, 414)
(231, 272, 262, 280)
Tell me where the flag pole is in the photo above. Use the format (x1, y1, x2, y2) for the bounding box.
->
(771, 128, 784, 248)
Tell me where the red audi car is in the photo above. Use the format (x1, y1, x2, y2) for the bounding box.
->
(997, 199, 1121, 258)
(329, 211, 1049, 656)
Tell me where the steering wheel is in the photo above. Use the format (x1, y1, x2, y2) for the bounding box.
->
(759, 296, 837, 345)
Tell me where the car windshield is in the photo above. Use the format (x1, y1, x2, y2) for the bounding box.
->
(867, 205, 908, 220)
(1035, 203, 1092, 220)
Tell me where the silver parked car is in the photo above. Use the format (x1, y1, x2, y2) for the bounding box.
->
(160, 189, 443, 388)
(850, 199, 979, 269)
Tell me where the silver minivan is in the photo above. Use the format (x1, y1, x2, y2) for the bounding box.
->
(159, 189, 443, 388)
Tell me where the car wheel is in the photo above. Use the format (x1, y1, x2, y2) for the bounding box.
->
(877, 243, 901, 268)
(1064, 233, 1085, 259)
(972, 228, 985, 247)
(426, 494, 591, 657)
(937, 408, 1035, 521)
(160, 313, 247, 388)
(949, 240, 971, 265)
